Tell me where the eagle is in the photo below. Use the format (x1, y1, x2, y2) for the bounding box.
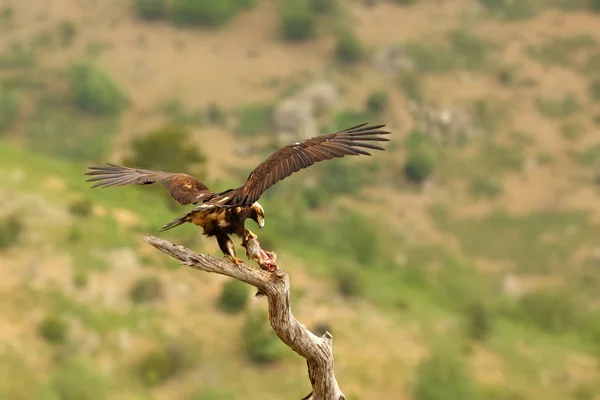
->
(85, 122, 390, 269)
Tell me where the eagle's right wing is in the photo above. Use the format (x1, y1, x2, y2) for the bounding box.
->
(85, 164, 214, 205)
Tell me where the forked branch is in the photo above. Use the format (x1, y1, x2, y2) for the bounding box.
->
(143, 236, 345, 400)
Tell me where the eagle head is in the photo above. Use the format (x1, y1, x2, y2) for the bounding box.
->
(250, 201, 265, 229)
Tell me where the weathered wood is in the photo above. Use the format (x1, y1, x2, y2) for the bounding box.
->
(143, 236, 345, 400)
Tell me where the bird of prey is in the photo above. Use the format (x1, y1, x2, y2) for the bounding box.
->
(85, 122, 390, 269)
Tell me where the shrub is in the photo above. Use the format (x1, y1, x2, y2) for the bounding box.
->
(170, 0, 237, 27)
(470, 176, 502, 198)
(242, 310, 286, 364)
(478, 0, 538, 20)
(125, 125, 206, 175)
(68, 198, 93, 217)
(280, 0, 316, 42)
(464, 302, 492, 341)
(413, 345, 481, 400)
(50, 358, 107, 400)
(136, 0, 167, 20)
(404, 148, 436, 183)
(0, 85, 19, 133)
(590, 79, 600, 102)
(217, 280, 249, 314)
(516, 290, 580, 333)
(38, 315, 68, 344)
(0, 214, 23, 249)
(366, 91, 389, 114)
(535, 94, 581, 119)
(310, 0, 337, 13)
(235, 103, 273, 137)
(335, 28, 363, 63)
(137, 344, 191, 386)
(70, 62, 127, 116)
(206, 102, 226, 125)
(58, 20, 77, 46)
(129, 276, 164, 304)
(334, 267, 363, 298)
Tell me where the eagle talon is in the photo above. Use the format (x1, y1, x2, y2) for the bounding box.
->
(226, 255, 244, 267)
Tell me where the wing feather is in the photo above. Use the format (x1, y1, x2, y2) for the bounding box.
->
(84, 164, 213, 205)
(225, 122, 390, 206)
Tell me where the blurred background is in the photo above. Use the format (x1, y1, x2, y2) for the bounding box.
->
(1, 0, 600, 399)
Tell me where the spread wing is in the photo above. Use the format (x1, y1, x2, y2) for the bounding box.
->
(224, 122, 390, 206)
(84, 164, 214, 205)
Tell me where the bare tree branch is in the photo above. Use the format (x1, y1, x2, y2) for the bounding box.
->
(143, 236, 345, 400)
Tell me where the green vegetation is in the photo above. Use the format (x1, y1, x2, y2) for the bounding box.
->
(125, 125, 206, 175)
(235, 103, 274, 137)
(0, 214, 23, 249)
(280, 0, 316, 41)
(536, 94, 581, 119)
(68, 198, 93, 217)
(48, 358, 107, 400)
(57, 20, 77, 46)
(27, 97, 119, 161)
(170, 0, 239, 27)
(334, 266, 363, 298)
(129, 276, 164, 303)
(590, 78, 600, 101)
(0, 84, 19, 133)
(366, 91, 389, 114)
(310, 0, 337, 13)
(479, 0, 539, 20)
(137, 344, 194, 386)
(470, 176, 503, 198)
(217, 280, 249, 313)
(399, 71, 423, 102)
(560, 122, 585, 142)
(464, 301, 492, 341)
(161, 98, 205, 126)
(70, 62, 128, 116)
(413, 345, 481, 400)
(242, 310, 287, 364)
(528, 34, 596, 68)
(404, 148, 436, 183)
(403, 29, 490, 73)
(38, 315, 68, 344)
(135, 0, 167, 20)
(515, 290, 581, 333)
(335, 27, 363, 64)
(0, 42, 36, 69)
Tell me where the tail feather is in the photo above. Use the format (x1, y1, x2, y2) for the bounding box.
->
(160, 214, 189, 232)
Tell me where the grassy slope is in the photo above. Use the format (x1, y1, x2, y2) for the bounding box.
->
(1, 0, 600, 399)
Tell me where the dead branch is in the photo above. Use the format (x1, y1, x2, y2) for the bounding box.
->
(143, 236, 345, 400)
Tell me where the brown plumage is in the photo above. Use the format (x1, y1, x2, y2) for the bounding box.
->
(85, 122, 390, 265)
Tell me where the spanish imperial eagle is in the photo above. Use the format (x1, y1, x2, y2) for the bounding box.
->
(85, 122, 390, 268)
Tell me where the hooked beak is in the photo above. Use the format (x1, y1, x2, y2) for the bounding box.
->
(258, 220, 265, 229)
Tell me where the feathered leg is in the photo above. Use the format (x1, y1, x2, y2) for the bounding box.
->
(216, 234, 243, 267)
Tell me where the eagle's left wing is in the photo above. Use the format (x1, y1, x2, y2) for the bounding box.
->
(225, 122, 390, 207)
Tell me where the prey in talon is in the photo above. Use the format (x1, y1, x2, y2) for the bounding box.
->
(244, 235, 278, 272)
(84, 122, 390, 269)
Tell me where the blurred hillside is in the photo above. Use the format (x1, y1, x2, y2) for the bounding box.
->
(1, 0, 600, 399)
